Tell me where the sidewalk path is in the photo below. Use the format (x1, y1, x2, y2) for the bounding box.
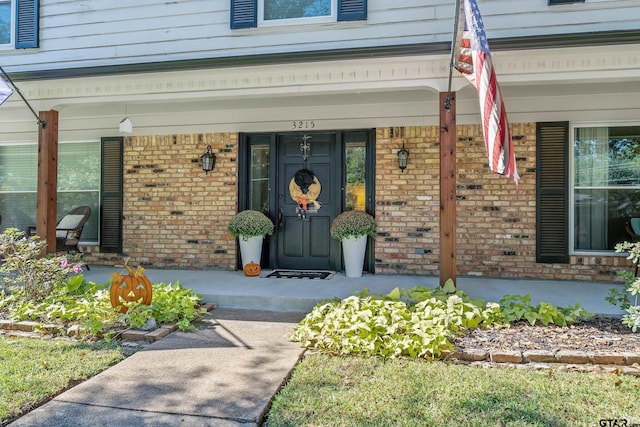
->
(9, 309, 306, 427)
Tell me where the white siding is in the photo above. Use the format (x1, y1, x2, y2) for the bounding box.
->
(1, 0, 639, 73)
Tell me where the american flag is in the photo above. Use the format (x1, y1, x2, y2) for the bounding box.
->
(0, 75, 12, 106)
(454, 0, 519, 184)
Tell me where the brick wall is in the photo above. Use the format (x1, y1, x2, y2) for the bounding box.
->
(374, 124, 628, 282)
(85, 127, 629, 281)
(87, 133, 238, 269)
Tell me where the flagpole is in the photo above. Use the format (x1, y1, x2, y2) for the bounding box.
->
(444, 0, 462, 112)
(0, 65, 46, 128)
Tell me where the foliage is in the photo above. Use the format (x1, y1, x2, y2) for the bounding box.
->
(292, 281, 503, 359)
(121, 282, 207, 331)
(329, 209, 377, 240)
(498, 294, 592, 327)
(612, 241, 640, 332)
(0, 336, 123, 426)
(227, 209, 274, 239)
(291, 281, 592, 359)
(346, 145, 365, 185)
(267, 353, 640, 427)
(0, 228, 84, 301)
(2, 275, 122, 337)
(1, 273, 206, 337)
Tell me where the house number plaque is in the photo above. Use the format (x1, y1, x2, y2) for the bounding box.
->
(291, 120, 315, 129)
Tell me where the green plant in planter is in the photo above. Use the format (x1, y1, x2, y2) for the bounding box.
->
(227, 210, 274, 240)
(330, 210, 377, 241)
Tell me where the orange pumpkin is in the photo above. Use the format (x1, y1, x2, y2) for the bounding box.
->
(110, 265, 153, 313)
(243, 262, 261, 277)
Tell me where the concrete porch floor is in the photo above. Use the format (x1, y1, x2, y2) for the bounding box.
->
(83, 266, 626, 317)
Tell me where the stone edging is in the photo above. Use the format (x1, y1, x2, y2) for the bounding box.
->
(442, 348, 640, 375)
(0, 302, 217, 343)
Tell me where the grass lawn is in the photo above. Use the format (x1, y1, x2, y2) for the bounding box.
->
(0, 336, 124, 426)
(267, 353, 640, 427)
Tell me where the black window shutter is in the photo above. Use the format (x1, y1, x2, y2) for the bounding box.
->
(15, 0, 39, 49)
(230, 0, 257, 29)
(338, 0, 367, 21)
(536, 122, 569, 264)
(100, 137, 124, 254)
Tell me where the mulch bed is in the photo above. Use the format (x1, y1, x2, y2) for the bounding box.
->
(453, 316, 640, 353)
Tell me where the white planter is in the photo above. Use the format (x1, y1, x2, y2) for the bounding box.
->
(239, 235, 264, 267)
(341, 235, 367, 278)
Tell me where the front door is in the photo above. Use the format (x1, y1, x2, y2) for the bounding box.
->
(276, 133, 341, 270)
(238, 130, 375, 272)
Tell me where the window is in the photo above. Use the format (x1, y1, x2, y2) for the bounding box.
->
(231, 0, 366, 29)
(571, 125, 640, 253)
(345, 141, 365, 211)
(0, 0, 39, 49)
(0, 141, 101, 243)
(0, 0, 11, 46)
(249, 144, 270, 214)
(260, 0, 335, 26)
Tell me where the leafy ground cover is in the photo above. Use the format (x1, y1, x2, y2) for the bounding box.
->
(291, 281, 593, 360)
(266, 353, 640, 427)
(0, 336, 124, 426)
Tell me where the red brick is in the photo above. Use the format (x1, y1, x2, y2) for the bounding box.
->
(556, 350, 591, 364)
(144, 327, 173, 342)
(491, 350, 524, 364)
(591, 353, 626, 365)
(121, 330, 148, 341)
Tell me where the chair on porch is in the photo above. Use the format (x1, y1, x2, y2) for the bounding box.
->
(56, 206, 91, 266)
(625, 218, 640, 241)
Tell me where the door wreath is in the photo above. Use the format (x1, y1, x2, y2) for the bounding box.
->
(289, 168, 321, 212)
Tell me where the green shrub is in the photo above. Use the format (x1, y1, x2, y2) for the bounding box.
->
(227, 210, 274, 239)
(0, 228, 84, 301)
(1, 274, 206, 338)
(330, 210, 377, 240)
(291, 282, 593, 359)
(611, 241, 640, 332)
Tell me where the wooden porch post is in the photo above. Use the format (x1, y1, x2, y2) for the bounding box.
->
(36, 110, 58, 254)
(439, 92, 457, 286)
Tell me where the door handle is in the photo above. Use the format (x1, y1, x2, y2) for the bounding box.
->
(278, 208, 284, 230)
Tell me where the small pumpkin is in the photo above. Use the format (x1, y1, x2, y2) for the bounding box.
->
(243, 261, 261, 277)
(110, 265, 153, 313)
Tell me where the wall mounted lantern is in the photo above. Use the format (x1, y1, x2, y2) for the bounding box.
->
(397, 143, 409, 172)
(200, 145, 216, 174)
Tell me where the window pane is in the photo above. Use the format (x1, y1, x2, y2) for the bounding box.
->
(59, 143, 101, 190)
(0, 2, 10, 45)
(0, 192, 36, 234)
(0, 142, 101, 242)
(574, 126, 640, 187)
(573, 125, 640, 252)
(345, 142, 365, 211)
(574, 189, 640, 251)
(264, 0, 331, 20)
(0, 145, 38, 191)
(250, 145, 270, 214)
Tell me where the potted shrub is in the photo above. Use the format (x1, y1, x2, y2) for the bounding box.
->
(330, 210, 377, 278)
(228, 210, 274, 267)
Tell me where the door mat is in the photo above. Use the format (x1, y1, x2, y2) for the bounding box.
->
(264, 269, 335, 280)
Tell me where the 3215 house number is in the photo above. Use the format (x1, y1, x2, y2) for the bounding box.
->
(292, 121, 315, 129)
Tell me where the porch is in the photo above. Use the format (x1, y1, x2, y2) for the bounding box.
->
(82, 266, 625, 317)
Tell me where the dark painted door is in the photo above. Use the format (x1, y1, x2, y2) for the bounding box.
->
(276, 133, 341, 270)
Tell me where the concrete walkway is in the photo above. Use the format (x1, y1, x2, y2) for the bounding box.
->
(7, 268, 627, 426)
(9, 309, 306, 427)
